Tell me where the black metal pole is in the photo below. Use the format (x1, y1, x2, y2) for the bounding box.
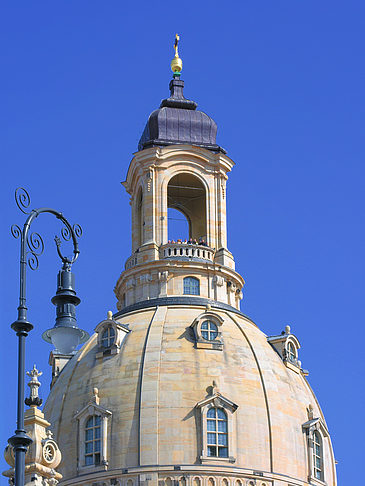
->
(9, 188, 81, 485)
(11, 332, 31, 486)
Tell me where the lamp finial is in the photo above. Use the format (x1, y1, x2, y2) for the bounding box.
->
(25, 364, 43, 407)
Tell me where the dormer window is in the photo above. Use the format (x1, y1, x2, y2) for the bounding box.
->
(190, 312, 224, 350)
(101, 326, 115, 348)
(95, 312, 130, 359)
(74, 388, 112, 473)
(267, 325, 302, 374)
(302, 406, 328, 484)
(196, 382, 238, 463)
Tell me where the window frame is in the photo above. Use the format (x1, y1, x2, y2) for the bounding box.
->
(196, 392, 238, 464)
(74, 402, 112, 473)
(313, 430, 323, 481)
(190, 312, 224, 350)
(101, 326, 116, 349)
(84, 415, 102, 466)
(206, 407, 229, 458)
(201, 320, 219, 341)
(183, 276, 200, 296)
(302, 417, 328, 485)
(287, 341, 297, 363)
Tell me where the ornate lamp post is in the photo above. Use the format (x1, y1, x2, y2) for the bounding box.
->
(8, 188, 88, 486)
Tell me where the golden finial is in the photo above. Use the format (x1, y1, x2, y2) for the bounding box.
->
(171, 33, 183, 75)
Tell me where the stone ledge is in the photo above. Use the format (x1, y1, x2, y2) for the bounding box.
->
(113, 296, 253, 322)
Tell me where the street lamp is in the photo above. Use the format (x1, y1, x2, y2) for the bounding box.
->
(8, 187, 89, 486)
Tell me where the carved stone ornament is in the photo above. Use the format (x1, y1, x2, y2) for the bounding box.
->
(146, 167, 154, 192)
(158, 271, 169, 282)
(126, 278, 136, 289)
(2, 367, 62, 485)
(213, 275, 224, 287)
(139, 273, 152, 284)
(25, 364, 43, 407)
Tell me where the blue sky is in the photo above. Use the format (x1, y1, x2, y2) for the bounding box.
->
(1, 1, 364, 483)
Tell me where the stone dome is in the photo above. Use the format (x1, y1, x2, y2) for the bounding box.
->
(43, 302, 337, 486)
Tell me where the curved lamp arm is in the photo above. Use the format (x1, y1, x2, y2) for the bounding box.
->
(8, 187, 83, 486)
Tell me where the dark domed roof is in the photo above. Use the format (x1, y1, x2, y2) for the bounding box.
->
(138, 77, 224, 153)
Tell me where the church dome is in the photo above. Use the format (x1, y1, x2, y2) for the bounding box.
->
(39, 40, 336, 486)
(138, 77, 224, 153)
(43, 303, 337, 486)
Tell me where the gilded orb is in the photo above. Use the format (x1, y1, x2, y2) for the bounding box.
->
(171, 55, 182, 73)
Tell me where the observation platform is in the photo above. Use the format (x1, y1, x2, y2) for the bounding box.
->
(125, 243, 215, 270)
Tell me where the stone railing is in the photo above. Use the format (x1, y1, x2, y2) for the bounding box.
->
(160, 243, 215, 262)
(125, 243, 216, 270)
(125, 254, 140, 270)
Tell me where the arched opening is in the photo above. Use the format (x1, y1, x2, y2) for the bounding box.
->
(167, 173, 207, 244)
(287, 341, 297, 362)
(167, 207, 190, 242)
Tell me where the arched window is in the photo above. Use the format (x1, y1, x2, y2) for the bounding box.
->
(85, 415, 101, 466)
(287, 341, 296, 362)
(313, 431, 323, 480)
(207, 407, 228, 457)
(101, 326, 115, 348)
(183, 276, 200, 295)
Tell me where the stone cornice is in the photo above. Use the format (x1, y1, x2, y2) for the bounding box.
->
(113, 296, 254, 323)
(123, 145, 235, 194)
